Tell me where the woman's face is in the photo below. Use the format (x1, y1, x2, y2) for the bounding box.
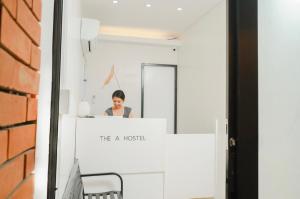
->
(112, 97, 124, 109)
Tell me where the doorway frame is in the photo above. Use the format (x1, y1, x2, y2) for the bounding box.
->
(227, 0, 258, 199)
(47, 0, 259, 198)
(141, 63, 178, 134)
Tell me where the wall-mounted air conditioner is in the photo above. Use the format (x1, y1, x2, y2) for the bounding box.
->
(81, 18, 100, 54)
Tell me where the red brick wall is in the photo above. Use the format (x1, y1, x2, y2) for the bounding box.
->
(0, 0, 41, 198)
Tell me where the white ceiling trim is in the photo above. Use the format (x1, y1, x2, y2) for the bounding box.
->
(98, 34, 182, 47)
(100, 25, 181, 40)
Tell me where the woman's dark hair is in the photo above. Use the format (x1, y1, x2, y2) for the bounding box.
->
(112, 90, 125, 101)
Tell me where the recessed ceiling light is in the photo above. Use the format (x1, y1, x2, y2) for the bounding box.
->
(177, 7, 183, 11)
(113, 0, 119, 4)
(146, 4, 152, 8)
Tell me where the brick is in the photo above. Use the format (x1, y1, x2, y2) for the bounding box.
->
(1, 0, 17, 18)
(0, 8, 32, 64)
(0, 92, 27, 126)
(0, 155, 24, 199)
(32, 0, 41, 21)
(8, 124, 36, 159)
(16, 62, 40, 94)
(24, 150, 35, 177)
(10, 175, 34, 199)
(27, 98, 38, 121)
(0, 49, 40, 94)
(0, 48, 17, 89)
(17, 0, 41, 45)
(0, 130, 8, 164)
(30, 43, 41, 70)
(24, 0, 33, 8)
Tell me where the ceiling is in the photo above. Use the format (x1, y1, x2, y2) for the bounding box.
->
(81, 0, 224, 39)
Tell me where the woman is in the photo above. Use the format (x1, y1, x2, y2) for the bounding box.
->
(104, 90, 134, 118)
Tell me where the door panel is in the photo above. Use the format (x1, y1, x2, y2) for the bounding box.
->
(142, 64, 177, 134)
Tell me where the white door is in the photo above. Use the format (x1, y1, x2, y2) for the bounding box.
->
(142, 64, 177, 133)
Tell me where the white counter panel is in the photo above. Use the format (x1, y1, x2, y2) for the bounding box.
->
(165, 134, 215, 199)
(76, 118, 167, 174)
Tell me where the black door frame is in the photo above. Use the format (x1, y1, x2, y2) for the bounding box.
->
(141, 63, 178, 134)
(47, 0, 258, 198)
(228, 0, 258, 199)
(47, 0, 64, 198)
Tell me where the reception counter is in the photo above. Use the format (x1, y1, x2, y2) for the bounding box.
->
(75, 117, 215, 199)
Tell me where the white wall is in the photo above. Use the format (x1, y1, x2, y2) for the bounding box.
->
(178, 1, 227, 134)
(85, 41, 178, 117)
(177, 2, 227, 199)
(55, 0, 84, 198)
(34, 0, 54, 198)
(259, 1, 300, 198)
(60, 0, 84, 116)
